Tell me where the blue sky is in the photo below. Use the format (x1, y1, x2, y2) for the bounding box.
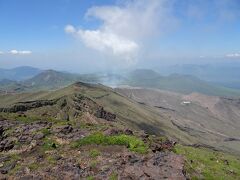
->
(0, 0, 240, 72)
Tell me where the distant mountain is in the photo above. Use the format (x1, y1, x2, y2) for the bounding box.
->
(22, 69, 106, 90)
(129, 69, 162, 80)
(158, 63, 240, 89)
(0, 66, 42, 81)
(23, 70, 81, 89)
(1, 67, 240, 97)
(0, 79, 16, 86)
(123, 69, 240, 97)
(0, 69, 114, 93)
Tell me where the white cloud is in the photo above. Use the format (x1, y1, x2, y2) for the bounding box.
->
(76, 29, 139, 60)
(226, 53, 240, 58)
(65, 0, 176, 65)
(10, 50, 19, 54)
(10, 50, 32, 55)
(64, 25, 76, 34)
(0, 51, 4, 55)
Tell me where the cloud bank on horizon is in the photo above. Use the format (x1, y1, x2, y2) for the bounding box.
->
(65, 0, 177, 66)
(0, 50, 32, 55)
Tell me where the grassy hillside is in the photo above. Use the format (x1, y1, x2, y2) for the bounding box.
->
(0, 82, 195, 144)
(175, 145, 240, 180)
(1, 82, 240, 153)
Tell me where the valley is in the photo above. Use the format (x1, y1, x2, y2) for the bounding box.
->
(116, 87, 240, 156)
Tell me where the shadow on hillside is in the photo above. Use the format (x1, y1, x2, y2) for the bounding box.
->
(137, 122, 165, 136)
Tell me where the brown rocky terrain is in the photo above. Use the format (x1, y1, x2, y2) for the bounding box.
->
(0, 83, 186, 179)
(0, 111, 185, 179)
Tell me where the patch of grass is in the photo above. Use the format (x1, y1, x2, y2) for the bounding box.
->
(0, 112, 39, 123)
(89, 149, 101, 158)
(28, 162, 39, 171)
(86, 176, 95, 180)
(40, 128, 51, 136)
(109, 172, 118, 180)
(3, 127, 15, 136)
(41, 138, 59, 151)
(16, 116, 38, 123)
(55, 120, 70, 126)
(72, 133, 148, 154)
(8, 153, 21, 161)
(89, 160, 98, 169)
(79, 122, 108, 132)
(174, 144, 240, 180)
(46, 155, 57, 165)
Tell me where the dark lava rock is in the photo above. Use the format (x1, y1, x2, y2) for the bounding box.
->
(0, 156, 10, 163)
(95, 107, 116, 121)
(0, 161, 16, 174)
(104, 128, 123, 136)
(128, 155, 141, 164)
(0, 138, 15, 151)
(124, 129, 133, 135)
(34, 132, 45, 140)
(52, 125, 73, 134)
(0, 126, 4, 137)
(52, 154, 62, 161)
(0, 99, 58, 113)
(18, 135, 33, 143)
(53, 125, 73, 134)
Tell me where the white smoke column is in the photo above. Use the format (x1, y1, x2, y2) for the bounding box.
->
(65, 0, 176, 66)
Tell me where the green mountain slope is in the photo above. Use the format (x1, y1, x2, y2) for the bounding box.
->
(1, 82, 240, 155)
(0, 82, 194, 143)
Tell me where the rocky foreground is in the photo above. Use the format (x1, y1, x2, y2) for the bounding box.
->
(0, 112, 185, 179)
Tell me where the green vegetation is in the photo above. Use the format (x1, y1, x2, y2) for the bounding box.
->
(86, 176, 95, 180)
(0, 113, 39, 123)
(89, 149, 101, 158)
(109, 172, 118, 180)
(72, 133, 148, 154)
(82, 123, 108, 132)
(28, 162, 40, 171)
(40, 128, 51, 136)
(175, 145, 240, 180)
(89, 160, 98, 169)
(41, 138, 59, 151)
(46, 155, 58, 165)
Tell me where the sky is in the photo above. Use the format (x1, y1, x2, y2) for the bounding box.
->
(0, 0, 240, 72)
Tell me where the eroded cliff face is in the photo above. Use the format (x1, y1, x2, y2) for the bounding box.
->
(0, 93, 116, 122)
